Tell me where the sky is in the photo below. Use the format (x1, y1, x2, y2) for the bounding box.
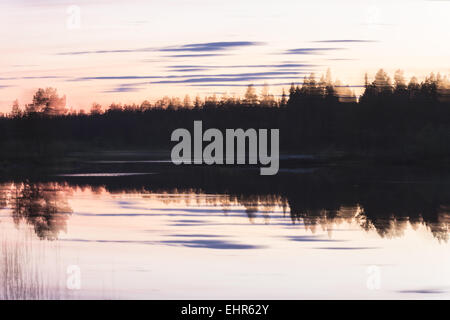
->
(0, 0, 449, 112)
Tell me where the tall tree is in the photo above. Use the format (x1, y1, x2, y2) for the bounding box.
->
(244, 84, 258, 105)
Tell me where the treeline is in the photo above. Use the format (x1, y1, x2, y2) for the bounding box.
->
(2, 69, 450, 162)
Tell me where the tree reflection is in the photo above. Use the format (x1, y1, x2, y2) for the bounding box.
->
(9, 182, 72, 240)
(56, 166, 448, 241)
(1, 165, 449, 241)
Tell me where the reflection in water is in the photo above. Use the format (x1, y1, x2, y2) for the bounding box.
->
(8, 182, 72, 240)
(0, 170, 448, 241)
(0, 167, 448, 299)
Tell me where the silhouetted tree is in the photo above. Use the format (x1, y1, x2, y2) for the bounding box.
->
(244, 84, 258, 105)
(26, 88, 66, 116)
(90, 102, 103, 115)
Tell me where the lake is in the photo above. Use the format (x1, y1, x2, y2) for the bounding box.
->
(0, 161, 449, 299)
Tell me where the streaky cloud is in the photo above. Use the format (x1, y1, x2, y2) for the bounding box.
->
(57, 48, 154, 56)
(163, 54, 227, 58)
(69, 71, 307, 82)
(160, 41, 264, 52)
(0, 75, 66, 81)
(104, 87, 142, 93)
(195, 71, 307, 77)
(57, 41, 263, 56)
(103, 83, 147, 93)
(69, 76, 164, 82)
(152, 75, 303, 84)
(285, 48, 345, 55)
(167, 63, 315, 71)
(170, 68, 209, 72)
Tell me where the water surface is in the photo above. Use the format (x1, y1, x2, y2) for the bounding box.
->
(0, 165, 449, 299)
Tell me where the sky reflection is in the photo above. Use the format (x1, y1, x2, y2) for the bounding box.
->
(0, 179, 448, 299)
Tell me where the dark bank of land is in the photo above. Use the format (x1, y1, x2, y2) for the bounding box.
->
(1, 69, 450, 171)
(3, 163, 449, 241)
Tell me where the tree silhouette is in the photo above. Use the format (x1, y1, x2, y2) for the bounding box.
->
(2, 69, 450, 162)
(244, 84, 258, 105)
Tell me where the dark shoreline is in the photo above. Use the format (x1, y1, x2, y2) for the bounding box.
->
(2, 148, 450, 177)
(2, 159, 448, 241)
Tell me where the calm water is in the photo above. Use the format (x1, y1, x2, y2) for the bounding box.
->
(0, 165, 449, 299)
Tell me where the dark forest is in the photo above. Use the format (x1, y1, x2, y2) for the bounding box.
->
(2, 69, 450, 165)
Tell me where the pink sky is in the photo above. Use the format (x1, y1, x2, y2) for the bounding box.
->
(0, 0, 449, 112)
